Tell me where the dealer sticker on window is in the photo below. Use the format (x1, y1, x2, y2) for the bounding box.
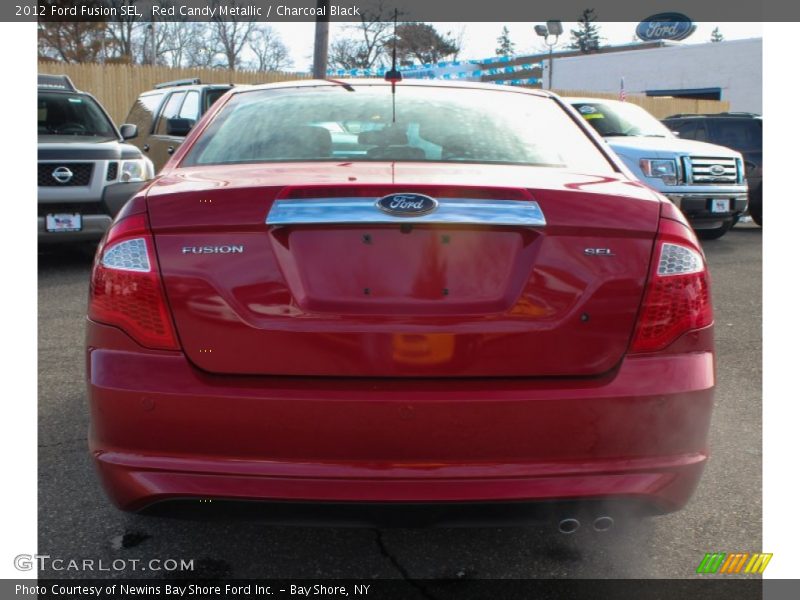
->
(710, 199, 730, 213)
(46, 213, 82, 232)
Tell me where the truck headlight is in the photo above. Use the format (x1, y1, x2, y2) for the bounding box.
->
(120, 158, 154, 183)
(640, 159, 678, 186)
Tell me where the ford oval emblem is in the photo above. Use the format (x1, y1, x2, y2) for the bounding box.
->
(636, 13, 696, 42)
(709, 165, 726, 176)
(376, 193, 439, 217)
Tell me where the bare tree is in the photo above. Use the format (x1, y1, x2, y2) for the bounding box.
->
(210, 0, 256, 70)
(248, 25, 292, 71)
(329, 38, 369, 70)
(158, 21, 202, 68)
(38, 21, 107, 63)
(328, 0, 395, 70)
(102, 1, 143, 63)
(353, 0, 395, 68)
(138, 0, 190, 65)
(185, 24, 221, 68)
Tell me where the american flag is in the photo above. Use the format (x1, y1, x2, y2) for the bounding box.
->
(619, 77, 626, 102)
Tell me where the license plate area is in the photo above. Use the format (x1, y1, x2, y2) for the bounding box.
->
(272, 225, 531, 315)
(710, 199, 731, 214)
(45, 213, 82, 232)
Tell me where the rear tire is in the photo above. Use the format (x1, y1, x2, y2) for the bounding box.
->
(696, 220, 734, 240)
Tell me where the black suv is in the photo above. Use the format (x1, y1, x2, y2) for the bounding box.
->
(38, 74, 154, 243)
(663, 113, 762, 226)
(122, 79, 233, 172)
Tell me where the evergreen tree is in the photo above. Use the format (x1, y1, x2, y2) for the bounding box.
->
(569, 9, 602, 53)
(496, 26, 515, 57)
(395, 23, 460, 65)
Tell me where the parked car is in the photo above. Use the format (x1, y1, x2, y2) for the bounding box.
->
(663, 113, 762, 226)
(88, 81, 715, 528)
(566, 98, 748, 240)
(38, 74, 153, 243)
(122, 78, 233, 172)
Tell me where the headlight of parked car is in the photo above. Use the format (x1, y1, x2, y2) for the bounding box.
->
(120, 158, 154, 183)
(639, 159, 678, 186)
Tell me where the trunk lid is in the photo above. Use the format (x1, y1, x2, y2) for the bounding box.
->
(148, 163, 660, 377)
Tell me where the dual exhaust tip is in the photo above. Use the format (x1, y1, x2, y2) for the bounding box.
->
(558, 516, 614, 534)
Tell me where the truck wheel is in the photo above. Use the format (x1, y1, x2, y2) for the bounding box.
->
(696, 220, 734, 240)
(750, 205, 762, 226)
(749, 188, 762, 226)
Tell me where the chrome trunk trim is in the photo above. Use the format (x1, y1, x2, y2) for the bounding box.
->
(266, 197, 546, 227)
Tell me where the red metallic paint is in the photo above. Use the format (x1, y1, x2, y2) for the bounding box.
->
(87, 82, 716, 517)
(147, 165, 661, 377)
(87, 319, 713, 512)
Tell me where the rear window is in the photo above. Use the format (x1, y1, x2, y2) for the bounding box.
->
(182, 84, 615, 173)
(204, 88, 230, 112)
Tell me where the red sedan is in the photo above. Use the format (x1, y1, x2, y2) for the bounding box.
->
(86, 80, 714, 531)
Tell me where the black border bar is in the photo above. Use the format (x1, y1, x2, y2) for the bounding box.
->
(5, 0, 785, 22)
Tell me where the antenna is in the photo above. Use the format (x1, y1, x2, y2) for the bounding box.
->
(384, 9, 402, 123)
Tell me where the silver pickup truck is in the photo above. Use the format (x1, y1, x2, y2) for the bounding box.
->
(567, 97, 747, 240)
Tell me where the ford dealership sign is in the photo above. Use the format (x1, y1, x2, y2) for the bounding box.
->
(636, 13, 696, 42)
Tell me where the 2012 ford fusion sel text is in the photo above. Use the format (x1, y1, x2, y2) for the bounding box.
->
(86, 80, 715, 529)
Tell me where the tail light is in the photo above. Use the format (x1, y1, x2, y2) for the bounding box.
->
(630, 214, 713, 353)
(89, 207, 178, 350)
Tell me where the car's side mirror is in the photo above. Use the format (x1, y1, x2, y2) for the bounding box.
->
(166, 118, 194, 137)
(671, 131, 681, 137)
(119, 123, 138, 140)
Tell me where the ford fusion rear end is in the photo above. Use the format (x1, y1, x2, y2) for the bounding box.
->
(86, 81, 714, 523)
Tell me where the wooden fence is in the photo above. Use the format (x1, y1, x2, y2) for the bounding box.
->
(38, 62, 310, 123)
(38, 62, 729, 124)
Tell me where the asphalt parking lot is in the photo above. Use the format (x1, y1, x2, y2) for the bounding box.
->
(37, 224, 761, 581)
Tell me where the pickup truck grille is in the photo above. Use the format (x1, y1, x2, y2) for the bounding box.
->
(688, 157, 738, 184)
(38, 162, 94, 187)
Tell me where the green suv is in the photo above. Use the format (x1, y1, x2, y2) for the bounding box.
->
(122, 78, 233, 172)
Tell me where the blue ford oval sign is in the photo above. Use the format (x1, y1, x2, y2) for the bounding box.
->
(376, 193, 439, 217)
(636, 13, 695, 42)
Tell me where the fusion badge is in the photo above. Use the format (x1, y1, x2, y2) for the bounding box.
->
(182, 245, 244, 254)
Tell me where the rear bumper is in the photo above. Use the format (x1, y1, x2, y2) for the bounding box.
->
(87, 321, 715, 516)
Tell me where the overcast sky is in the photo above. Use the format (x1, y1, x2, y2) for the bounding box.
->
(273, 22, 762, 72)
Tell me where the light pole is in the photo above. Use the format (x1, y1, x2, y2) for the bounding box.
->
(313, 0, 330, 79)
(535, 20, 562, 90)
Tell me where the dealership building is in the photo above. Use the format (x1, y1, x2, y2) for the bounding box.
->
(479, 37, 762, 114)
(550, 38, 761, 113)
